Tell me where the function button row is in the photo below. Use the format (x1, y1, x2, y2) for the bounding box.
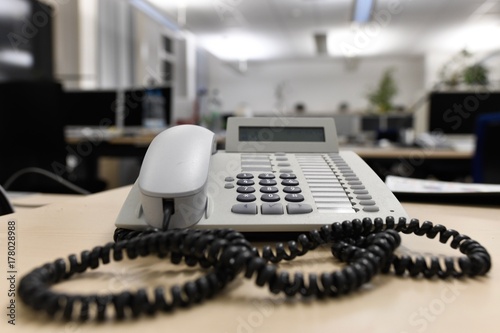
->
(327, 158, 381, 212)
(231, 203, 313, 215)
(237, 193, 305, 203)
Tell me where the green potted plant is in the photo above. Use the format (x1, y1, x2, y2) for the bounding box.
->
(367, 68, 398, 114)
(463, 64, 489, 87)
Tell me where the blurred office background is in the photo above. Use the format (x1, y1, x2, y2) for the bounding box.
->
(1, 0, 500, 192)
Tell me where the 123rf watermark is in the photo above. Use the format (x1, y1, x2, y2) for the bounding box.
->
(6, 220, 17, 325)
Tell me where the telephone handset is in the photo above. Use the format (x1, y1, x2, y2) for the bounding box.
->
(116, 117, 408, 232)
(131, 124, 216, 229)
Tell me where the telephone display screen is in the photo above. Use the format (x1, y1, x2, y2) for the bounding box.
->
(239, 126, 325, 142)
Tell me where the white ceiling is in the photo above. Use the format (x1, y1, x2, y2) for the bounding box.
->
(146, 0, 500, 61)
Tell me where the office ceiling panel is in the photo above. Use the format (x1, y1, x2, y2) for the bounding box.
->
(146, 0, 500, 61)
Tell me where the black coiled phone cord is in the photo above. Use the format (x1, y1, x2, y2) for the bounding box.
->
(18, 217, 491, 322)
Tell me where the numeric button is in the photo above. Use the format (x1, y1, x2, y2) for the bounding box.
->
(259, 179, 277, 186)
(283, 186, 301, 193)
(260, 186, 279, 193)
(237, 194, 256, 202)
(285, 194, 304, 202)
(237, 179, 255, 186)
(237, 186, 255, 193)
(237, 173, 254, 179)
(261, 193, 280, 202)
(281, 179, 299, 186)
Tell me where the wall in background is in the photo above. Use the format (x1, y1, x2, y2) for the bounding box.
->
(207, 55, 425, 116)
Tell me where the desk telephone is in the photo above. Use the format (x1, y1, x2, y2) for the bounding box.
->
(115, 117, 407, 232)
(18, 117, 491, 322)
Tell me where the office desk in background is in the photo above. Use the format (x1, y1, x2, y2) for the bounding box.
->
(0, 186, 498, 333)
(64, 127, 475, 188)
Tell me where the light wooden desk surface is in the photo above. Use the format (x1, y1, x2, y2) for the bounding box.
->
(1, 186, 498, 333)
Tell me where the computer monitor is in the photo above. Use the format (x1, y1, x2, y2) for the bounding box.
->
(123, 87, 172, 126)
(428, 92, 500, 134)
(361, 114, 413, 131)
(62, 90, 118, 126)
(62, 87, 172, 127)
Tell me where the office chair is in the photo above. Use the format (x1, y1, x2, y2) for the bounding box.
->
(472, 112, 500, 184)
(0, 80, 105, 193)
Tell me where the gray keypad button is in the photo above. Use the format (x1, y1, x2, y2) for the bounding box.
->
(258, 173, 275, 179)
(350, 185, 365, 189)
(260, 186, 279, 193)
(237, 173, 254, 179)
(348, 181, 363, 185)
(259, 179, 277, 186)
(225, 183, 235, 189)
(225, 177, 234, 182)
(356, 195, 372, 200)
(237, 186, 255, 193)
(237, 179, 255, 186)
(363, 206, 380, 212)
(342, 173, 357, 177)
(237, 194, 256, 202)
(283, 186, 301, 193)
(261, 193, 280, 202)
(359, 200, 376, 206)
(277, 163, 291, 167)
(353, 190, 369, 194)
(276, 157, 288, 161)
(231, 203, 258, 214)
(261, 203, 284, 215)
(280, 173, 296, 179)
(285, 194, 304, 202)
(282, 179, 299, 186)
(287, 203, 313, 214)
(279, 169, 294, 173)
(344, 177, 359, 181)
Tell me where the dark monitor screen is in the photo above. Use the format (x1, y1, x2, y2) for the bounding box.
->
(62, 87, 172, 127)
(428, 92, 500, 134)
(361, 114, 413, 131)
(62, 90, 117, 126)
(123, 87, 172, 126)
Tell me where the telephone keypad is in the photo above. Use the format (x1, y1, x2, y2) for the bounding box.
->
(228, 153, 381, 215)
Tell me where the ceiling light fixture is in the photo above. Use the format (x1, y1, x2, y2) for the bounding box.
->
(352, 0, 375, 23)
